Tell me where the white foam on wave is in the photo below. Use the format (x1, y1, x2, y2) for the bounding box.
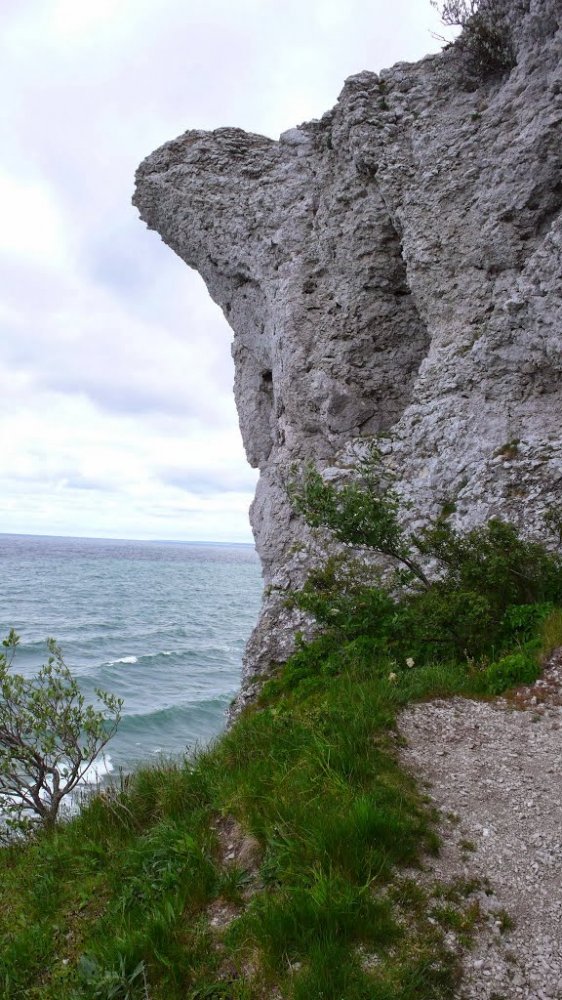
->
(107, 651, 174, 666)
(59, 754, 115, 819)
(80, 753, 114, 785)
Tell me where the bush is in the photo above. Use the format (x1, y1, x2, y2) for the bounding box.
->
(288, 454, 562, 666)
(288, 455, 429, 587)
(432, 0, 519, 84)
(500, 603, 554, 647)
(288, 556, 397, 641)
(485, 651, 539, 695)
(0, 631, 122, 837)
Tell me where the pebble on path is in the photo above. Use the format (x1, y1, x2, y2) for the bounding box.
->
(398, 651, 562, 1000)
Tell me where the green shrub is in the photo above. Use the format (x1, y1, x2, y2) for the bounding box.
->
(540, 608, 562, 659)
(432, 0, 520, 84)
(500, 603, 554, 647)
(288, 453, 562, 674)
(485, 651, 539, 695)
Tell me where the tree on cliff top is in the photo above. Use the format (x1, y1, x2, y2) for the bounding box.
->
(431, 0, 518, 82)
(0, 631, 122, 838)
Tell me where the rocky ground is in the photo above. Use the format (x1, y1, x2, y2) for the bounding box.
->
(399, 651, 562, 1000)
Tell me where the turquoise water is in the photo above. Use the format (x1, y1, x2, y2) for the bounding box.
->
(0, 534, 262, 779)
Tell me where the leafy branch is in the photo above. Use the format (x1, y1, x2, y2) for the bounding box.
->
(287, 452, 562, 664)
(288, 454, 429, 587)
(0, 630, 122, 837)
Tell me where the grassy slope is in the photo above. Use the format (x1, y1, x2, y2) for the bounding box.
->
(2, 609, 561, 1000)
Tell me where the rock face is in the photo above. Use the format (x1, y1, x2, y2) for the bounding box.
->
(134, 0, 562, 704)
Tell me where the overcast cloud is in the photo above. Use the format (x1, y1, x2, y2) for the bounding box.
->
(0, 0, 445, 542)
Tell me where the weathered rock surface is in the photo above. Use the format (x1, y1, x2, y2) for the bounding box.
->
(134, 0, 562, 701)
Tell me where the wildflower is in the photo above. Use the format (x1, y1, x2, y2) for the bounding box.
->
(388, 672, 397, 683)
(406, 657, 415, 668)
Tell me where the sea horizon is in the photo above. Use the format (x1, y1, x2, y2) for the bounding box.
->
(0, 530, 256, 547)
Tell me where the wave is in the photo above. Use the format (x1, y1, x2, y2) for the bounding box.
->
(104, 650, 175, 667)
(110, 699, 232, 766)
(119, 697, 231, 732)
(79, 753, 114, 784)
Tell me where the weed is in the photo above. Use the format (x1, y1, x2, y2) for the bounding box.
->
(217, 864, 253, 902)
(431, 899, 481, 936)
(433, 877, 482, 903)
(540, 609, 562, 658)
(189, 983, 250, 999)
(495, 909, 515, 933)
(78, 955, 149, 999)
(494, 439, 520, 460)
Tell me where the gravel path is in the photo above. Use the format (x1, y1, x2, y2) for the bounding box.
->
(398, 652, 562, 1000)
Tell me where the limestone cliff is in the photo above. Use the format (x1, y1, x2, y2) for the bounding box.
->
(134, 0, 562, 704)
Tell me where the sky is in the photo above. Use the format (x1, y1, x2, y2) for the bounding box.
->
(0, 0, 446, 543)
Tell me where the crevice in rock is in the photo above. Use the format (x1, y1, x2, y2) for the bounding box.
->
(342, 210, 430, 438)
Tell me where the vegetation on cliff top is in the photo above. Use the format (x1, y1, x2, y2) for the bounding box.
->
(432, 0, 520, 83)
(1, 463, 562, 999)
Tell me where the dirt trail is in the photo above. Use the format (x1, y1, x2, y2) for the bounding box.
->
(399, 652, 562, 1000)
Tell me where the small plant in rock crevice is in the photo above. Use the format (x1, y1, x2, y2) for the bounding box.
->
(431, 0, 523, 86)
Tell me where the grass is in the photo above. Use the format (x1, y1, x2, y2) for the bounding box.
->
(1, 600, 560, 998)
(539, 608, 562, 658)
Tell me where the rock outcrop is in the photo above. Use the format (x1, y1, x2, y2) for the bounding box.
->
(134, 0, 562, 704)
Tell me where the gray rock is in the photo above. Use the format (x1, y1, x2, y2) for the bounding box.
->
(133, 0, 562, 705)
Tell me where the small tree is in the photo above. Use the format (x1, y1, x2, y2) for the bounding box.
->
(288, 453, 430, 586)
(431, 0, 518, 82)
(288, 455, 562, 663)
(433, 0, 481, 25)
(0, 631, 122, 837)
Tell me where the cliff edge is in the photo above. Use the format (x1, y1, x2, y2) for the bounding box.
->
(134, 0, 562, 703)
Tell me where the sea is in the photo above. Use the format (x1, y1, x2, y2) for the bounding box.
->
(0, 533, 262, 785)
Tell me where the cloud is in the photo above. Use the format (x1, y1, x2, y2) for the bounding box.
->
(159, 466, 258, 496)
(0, 174, 68, 264)
(0, 0, 443, 541)
(0, 387, 257, 540)
(0, 243, 235, 424)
